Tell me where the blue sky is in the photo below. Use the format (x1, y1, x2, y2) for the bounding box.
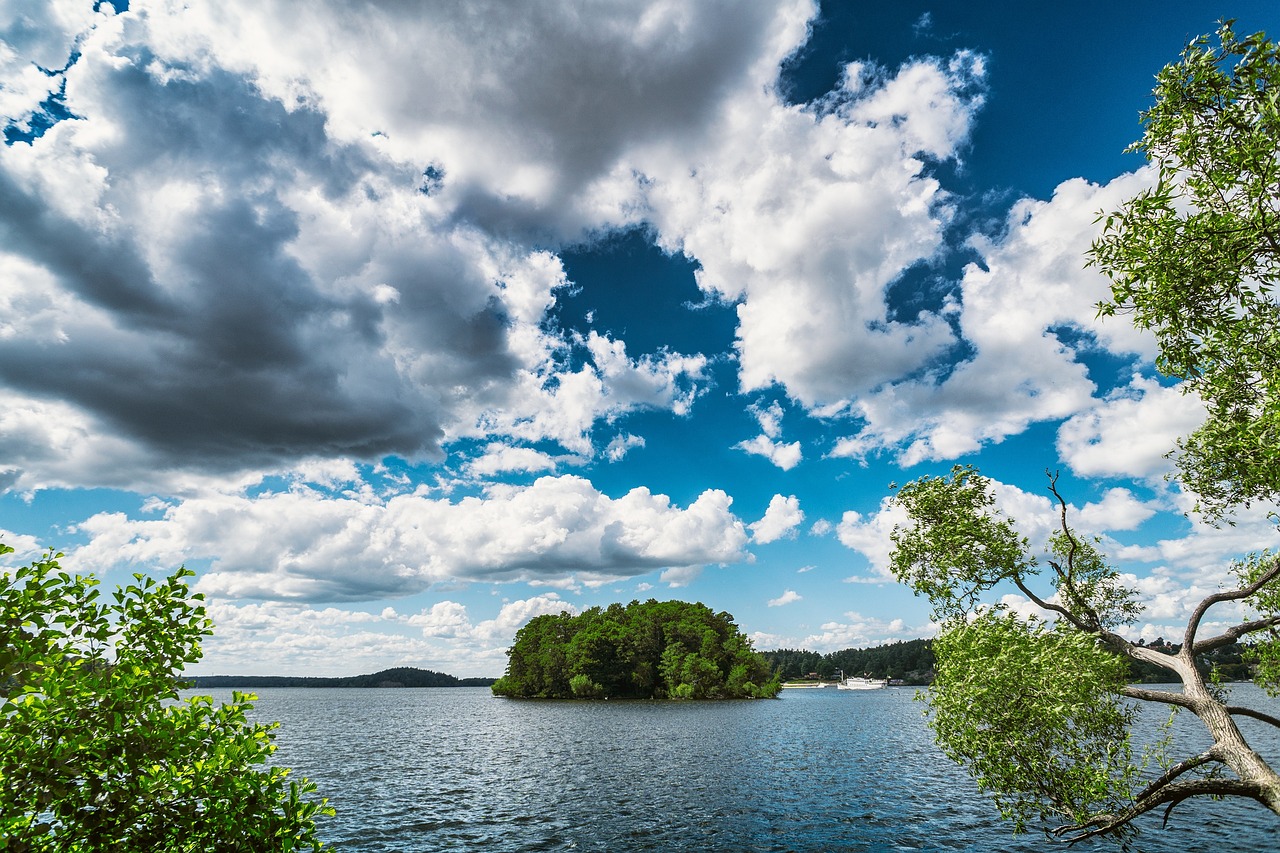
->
(3, 1, 1279, 677)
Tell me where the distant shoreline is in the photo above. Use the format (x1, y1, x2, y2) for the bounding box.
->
(186, 666, 497, 689)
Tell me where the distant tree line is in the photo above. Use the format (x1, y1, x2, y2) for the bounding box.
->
(492, 600, 781, 699)
(761, 639, 936, 684)
(189, 667, 497, 689)
(761, 638, 1256, 686)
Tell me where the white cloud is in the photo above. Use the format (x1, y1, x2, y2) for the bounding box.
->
(0, 1, 805, 490)
(750, 494, 804, 543)
(643, 51, 984, 409)
(837, 497, 907, 580)
(71, 475, 750, 601)
(659, 565, 702, 588)
(199, 600, 448, 677)
(736, 400, 803, 469)
(605, 433, 645, 462)
(0, 528, 46, 562)
(465, 443, 558, 478)
(837, 477, 1164, 579)
(1076, 488, 1158, 532)
(831, 169, 1162, 466)
(768, 589, 802, 607)
(1057, 375, 1206, 480)
(408, 594, 574, 641)
(735, 434, 802, 471)
(799, 611, 920, 652)
(197, 594, 575, 678)
(752, 401, 786, 439)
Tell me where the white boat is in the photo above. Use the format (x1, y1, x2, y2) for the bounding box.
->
(779, 681, 829, 689)
(836, 675, 887, 690)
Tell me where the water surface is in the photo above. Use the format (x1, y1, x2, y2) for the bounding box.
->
(186, 685, 1279, 851)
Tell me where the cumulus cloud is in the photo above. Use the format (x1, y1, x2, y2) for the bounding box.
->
(659, 565, 703, 588)
(750, 494, 804, 543)
(605, 433, 645, 462)
(644, 51, 985, 409)
(0, 0, 809, 490)
(408, 594, 574, 641)
(831, 170, 1161, 466)
(799, 611, 921, 652)
(0, 528, 45, 562)
(198, 593, 574, 677)
(465, 443, 559, 478)
(736, 401, 803, 469)
(768, 589, 802, 607)
(198, 600, 444, 676)
(837, 497, 908, 581)
(1075, 487, 1158, 532)
(837, 477, 1164, 579)
(736, 434, 803, 471)
(1057, 375, 1206, 480)
(70, 475, 750, 600)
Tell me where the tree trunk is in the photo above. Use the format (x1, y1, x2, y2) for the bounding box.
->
(1183, 663, 1280, 814)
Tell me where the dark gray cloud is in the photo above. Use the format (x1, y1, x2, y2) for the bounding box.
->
(0, 0, 811, 487)
(0, 38, 512, 472)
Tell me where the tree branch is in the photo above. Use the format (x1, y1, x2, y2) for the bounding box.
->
(1185, 557, 1280, 650)
(1100, 629, 1189, 679)
(1053, 779, 1273, 844)
(1192, 613, 1280, 655)
(1119, 685, 1197, 709)
(1227, 704, 1280, 730)
(1046, 473, 1104, 631)
(1132, 749, 1222, 802)
(1012, 575, 1093, 633)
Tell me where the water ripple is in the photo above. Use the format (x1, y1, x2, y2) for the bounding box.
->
(182, 685, 1279, 852)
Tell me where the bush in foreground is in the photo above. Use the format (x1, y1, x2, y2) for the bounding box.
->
(0, 543, 332, 852)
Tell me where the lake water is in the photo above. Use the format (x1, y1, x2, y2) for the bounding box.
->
(185, 685, 1280, 852)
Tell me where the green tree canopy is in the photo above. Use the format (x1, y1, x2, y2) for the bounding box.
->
(890, 28, 1280, 829)
(1090, 20, 1280, 520)
(887, 23, 1280, 842)
(892, 464, 1280, 842)
(0, 543, 332, 852)
(491, 599, 781, 700)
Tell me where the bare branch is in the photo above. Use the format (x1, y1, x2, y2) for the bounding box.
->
(1193, 613, 1280, 655)
(1012, 575, 1092, 632)
(1185, 558, 1280, 650)
(1227, 705, 1280, 731)
(1119, 685, 1197, 709)
(1054, 779, 1274, 844)
(1045, 473, 1104, 631)
(1100, 629, 1189, 679)
(1132, 749, 1222, 802)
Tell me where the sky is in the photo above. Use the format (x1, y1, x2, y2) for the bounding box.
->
(2, 1, 1280, 678)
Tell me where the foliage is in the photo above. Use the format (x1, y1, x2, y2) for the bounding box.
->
(890, 465, 1032, 622)
(882, 23, 1280, 841)
(1236, 552, 1280, 696)
(889, 465, 1280, 842)
(1090, 20, 1280, 520)
(0, 544, 332, 852)
(927, 612, 1137, 834)
(492, 600, 780, 700)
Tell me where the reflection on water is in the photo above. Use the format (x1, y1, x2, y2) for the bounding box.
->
(181, 685, 1279, 852)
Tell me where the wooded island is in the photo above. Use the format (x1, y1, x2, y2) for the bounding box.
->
(492, 600, 781, 699)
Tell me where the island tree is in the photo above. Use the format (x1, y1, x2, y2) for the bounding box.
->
(889, 22, 1280, 843)
(492, 599, 781, 700)
(0, 543, 333, 852)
